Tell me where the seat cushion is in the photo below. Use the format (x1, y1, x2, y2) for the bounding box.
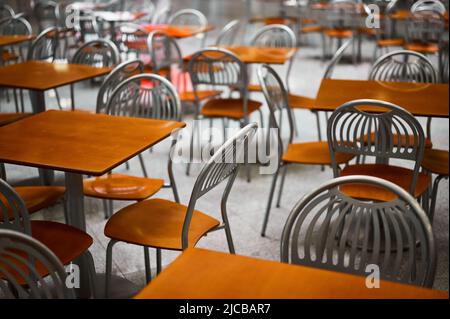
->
(104, 198, 220, 250)
(201, 98, 262, 120)
(404, 42, 439, 54)
(282, 142, 354, 165)
(340, 164, 431, 201)
(83, 174, 164, 201)
(15, 186, 66, 215)
(421, 149, 449, 176)
(180, 90, 222, 102)
(288, 94, 316, 110)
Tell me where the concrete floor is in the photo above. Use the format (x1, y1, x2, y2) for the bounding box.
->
(0, 2, 448, 297)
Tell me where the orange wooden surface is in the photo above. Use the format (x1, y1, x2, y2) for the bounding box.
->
(0, 61, 112, 91)
(0, 110, 185, 175)
(94, 11, 147, 23)
(142, 24, 215, 38)
(314, 79, 449, 118)
(135, 248, 449, 299)
(0, 35, 34, 47)
(184, 46, 298, 64)
(0, 113, 31, 127)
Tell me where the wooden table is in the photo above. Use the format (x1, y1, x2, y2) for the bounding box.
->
(142, 24, 215, 39)
(314, 79, 449, 118)
(135, 248, 448, 299)
(0, 35, 34, 64)
(184, 46, 297, 65)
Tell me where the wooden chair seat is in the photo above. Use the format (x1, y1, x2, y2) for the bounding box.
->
(341, 164, 431, 201)
(0, 113, 31, 127)
(358, 27, 378, 36)
(15, 186, 65, 215)
(404, 42, 439, 54)
(302, 18, 318, 25)
(104, 198, 220, 250)
(83, 174, 164, 201)
(324, 28, 353, 38)
(362, 132, 433, 149)
(288, 93, 316, 110)
(377, 38, 404, 47)
(1, 51, 19, 62)
(124, 40, 148, 50)
(247, 84, 262, 92)
(421, 149, 449, 176)
(179, 90, 222, 103)
(282, 141, 354, 165)
(201, 98, 262, 120)
(300, 25, 323, 33)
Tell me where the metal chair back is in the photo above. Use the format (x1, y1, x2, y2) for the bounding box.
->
(407, 4, 445, 44)
(71, 39, 120, 68)
(369, 50, 438, 83)
(147, 30, 183, 73)
(281, 175, 436, 287)
(0, 179, 31, 235)
(0, 4, 14, 20)
(33, 0, 60, 32)
(327, 99, 426, 195)
(411, 0, 447, 14)
(215, 20, 241, 46)
(250, 24, 297, 48)
(27, 26, 59, 61)
(323, 38, 353, 79)
(181, 123, 258, 249)
(0, 16, 32, 36)
(0, 229, 75, 298)
(96, 59, 144, 114)
(168, 8, 207, 28)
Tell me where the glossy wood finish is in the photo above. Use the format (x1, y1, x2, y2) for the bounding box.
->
(422, 149, 449, 176)
(142, 24, 215, 38)
(184, 46, 298, 65)
(0, 113, 31, 127)
(315, 79, 449, 118)
(0, 61, 111, 91)
(201, 98, 262, 120)
(15, 186, 65, 214)
(0, 35, 34, 47)
(283, 142, 354, 165)
(135, 248, 448, 299)
(0, 110, 185, 175)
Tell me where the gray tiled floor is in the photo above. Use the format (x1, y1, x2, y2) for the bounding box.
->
(1, 3, 448, 296)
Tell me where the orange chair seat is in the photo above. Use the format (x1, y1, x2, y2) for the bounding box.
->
(302, 18, 318, 25)
(288, 94, 316, 110)
(362, 132, 433, 149)
(324, 29, 353, 38)
(421, 149, 449, 176)
(404, 42, 439, 54)
(15, 186, 65, 215)
(282, 142, 354, 165)
(124, 40, 148, 50)
(377, 38, 404, 47)
(247, 84, 262, 92)
(83, 174, 164, 201)
(300, 25, 323, 33)
(201, 98, 262, 120)
(104, 198, 220, 250)
(341, 164, 431, 201)
(143, 65, 170, 77)
(180, 90, 222, 103)
(1, 51, 19, 62)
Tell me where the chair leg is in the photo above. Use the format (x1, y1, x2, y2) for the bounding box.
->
(20, 90, 25, 113)
(143, 246, 152, 283)
(108, 200, 113, 217)
(105, 239, 118, 299)
(54, 89, 63, 110)
(429, 175, 447, 223)
(102, 199, 109, 220)
(156, 249, 162, 275)
(221, 201, 235, 254)
(138, 154, 148, 178)
(276, 165, 288, 208)
(13, 89, 19, 113)
(83, 250, 97, 299)
(0, 162, 6, 181)
(314, 111, 325, 171)
(70, 84, 75, 110)
(125, 161, 130, 170)
(261, 167, 280, 237)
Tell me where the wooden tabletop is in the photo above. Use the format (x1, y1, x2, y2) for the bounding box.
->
(0, 113, 31, 127)
(134, 248, 448, 299)
(142, 24, 215, 38)
(0, 61, 112, 91)
(0, 110, 185, 176)
(314, 79, 449, 118)
(184, 46, 297, 65)
(0, 35, 34, 47)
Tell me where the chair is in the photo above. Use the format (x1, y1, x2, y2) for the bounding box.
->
(33, 0, 60, 32)
(0, 179, 95, 297)
(421, 149, 449, 222)
(0, 229, 75, 299)
(27, 26, 59, 62)
(0, 4, 14, 20)
(68, 39, 120, 110)
(327, 99, 431, 204)
(438, 39, 449, 83)
(83, 74, 181, 219)
(215, 20, 241, 46)
(96, 59, 145, 114)
(168, 9, 208, 48)
(258, 64, 354, 237)
(281, 175, 436, 287)
(369, 50, 438, 143)
(104, 123, 258, 297)
(186, 48, 263, 180)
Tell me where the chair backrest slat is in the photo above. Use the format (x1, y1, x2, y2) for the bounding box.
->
(71, 39, 120, 68)
(27, 26, 59, 61)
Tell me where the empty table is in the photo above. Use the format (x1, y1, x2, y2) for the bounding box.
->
(135, 248, 448, 299)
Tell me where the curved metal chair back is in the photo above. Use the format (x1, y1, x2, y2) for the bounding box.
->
(0, 4, 14, 20)
(33, 0, 60, 31)
(151, 6, 171, 24)
(71, 39, 120, 68)
(168, 8, 207, 28)
(106, 73, 181, 121)
(327, 99, 425, 194)
(0, 229, 75, 299)
(411, 0, 447, 14)
(325, 0, 360, 30)
(147, 30, 183, 72)
(250, 24, 297, 48)
(323, 38, 353, 79)
(0, 17, 32, 36)
(0, 179, 31, 235)
(369, 50, 438, 83)
(182, 123, 258, 249)
(215, 20, 241, 46)
(281, 175, 436, 287)
(27, 27, 59, 61)
(96, 59, 144, 114)
(439, 40, 449, 83)
(407, 5, 445, 44)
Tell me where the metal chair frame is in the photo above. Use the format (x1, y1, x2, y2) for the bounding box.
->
(0, 4, 14, 20)
(33, 0, 61, 32)
(168, 9, 208, 48)
(27, 26, 59, 62)
(280, 175, 436, 287)
(215, 20, 241, 46)
(0, 229, 75, 299)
